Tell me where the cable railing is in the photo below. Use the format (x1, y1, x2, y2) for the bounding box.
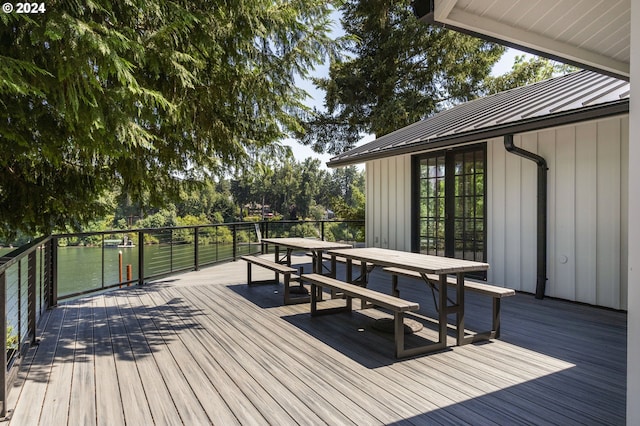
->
(0, 219, 364, 415)
(0, 235, 53, 416)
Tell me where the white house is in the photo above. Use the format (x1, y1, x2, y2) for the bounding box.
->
(331, 0, 640, 421)
(329, 70, 629, 310)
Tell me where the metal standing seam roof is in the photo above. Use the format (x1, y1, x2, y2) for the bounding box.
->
(327, 70, 630, 167)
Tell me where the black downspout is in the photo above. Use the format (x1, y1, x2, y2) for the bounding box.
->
(504, 135, 548, 299)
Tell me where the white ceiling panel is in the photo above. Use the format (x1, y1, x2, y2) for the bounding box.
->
(433, 0, 630, 78)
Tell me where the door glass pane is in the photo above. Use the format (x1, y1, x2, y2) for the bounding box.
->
(452, 149, 485, 263)
(417, 147, 485, 265)
(418, 154, 446, 256)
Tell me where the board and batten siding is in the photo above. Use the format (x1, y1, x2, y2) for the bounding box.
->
(365, 115, 629, 310)
(365, 155, 412, 251)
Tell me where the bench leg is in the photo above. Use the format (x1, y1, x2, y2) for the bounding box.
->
(493, 298, 501, 338)
(394, 311, 405, 359)
(309, 284, 352, 316)
(247, 263, 252, 285)
(284, 273, 291, 304)
(459, 296, 501, 345)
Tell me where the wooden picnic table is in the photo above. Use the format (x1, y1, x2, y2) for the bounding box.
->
(260, 237, 352, 274)
(326, 247, 490, 354)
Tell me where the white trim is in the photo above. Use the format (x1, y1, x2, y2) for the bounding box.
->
(437, 8, 629, 77)
(433, 0, 458, 21)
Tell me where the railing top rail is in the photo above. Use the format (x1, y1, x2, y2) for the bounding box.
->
(52, 219, 362, 239)
(52, 221, 260, 239)
(0, 235, 52, 274)
(1, 219, 365, 274)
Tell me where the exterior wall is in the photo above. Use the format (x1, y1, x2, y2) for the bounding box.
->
(365, 156, 412, 251)
(488, 116, 629, 309)
(365, 115, 629, 309)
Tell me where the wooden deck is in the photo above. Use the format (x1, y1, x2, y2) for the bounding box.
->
(6, 255, 626, 425)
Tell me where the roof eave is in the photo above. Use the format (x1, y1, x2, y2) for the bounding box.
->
(327, 99, 629, 168)
(412, 0, 630, 81)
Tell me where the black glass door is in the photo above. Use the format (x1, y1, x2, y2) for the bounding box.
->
(415, 145, 486, 273)
(450, 149, 485, 262)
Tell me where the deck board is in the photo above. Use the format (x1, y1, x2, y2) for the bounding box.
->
(6, 254, 627, 425)
(67, 300, 96, 426)
(131, 290, 231, 425)
(92, 296, 125, 426)
(103, 292, 155, 425)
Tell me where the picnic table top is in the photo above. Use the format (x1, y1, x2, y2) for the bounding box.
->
(260, 237, 352, 251)
(327, 247, 489, 275)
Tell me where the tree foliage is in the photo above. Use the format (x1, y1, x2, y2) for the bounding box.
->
(230, 157, 364, 221)
(0, 0, 340, 238)
(481, 55, 579, 95)
(297, 0, 505, 155)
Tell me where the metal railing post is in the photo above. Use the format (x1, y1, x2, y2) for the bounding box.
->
(321, 220, 325, 240)
(28, 252, 36, 344)
(0, 270, 7, 418)
(232, 224, 237, 260)
(262, 221, 268, 253)
(170, 229, 174, 272)
(49, 237, 58, 307)
(194, 227, 200, 271)
(17, 260, 22, 346)
(101, 234, 105, 289)
(138, 231, 145, 286)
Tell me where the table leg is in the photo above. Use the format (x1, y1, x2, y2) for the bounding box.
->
(274, 245, 280, 283)
(313, 249, 324, 301)
(438, 274, 448, 345)
(456, 272, 465, 345)
(330, 255, 337, 278)
(314, 249, 322, 274)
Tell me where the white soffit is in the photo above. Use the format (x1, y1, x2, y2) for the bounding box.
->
(434, 0, 630, 78)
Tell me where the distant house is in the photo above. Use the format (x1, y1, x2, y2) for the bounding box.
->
(328, 70, 629, 310)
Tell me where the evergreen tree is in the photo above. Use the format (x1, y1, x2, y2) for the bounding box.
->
(297, 0, 505, 154)
(482, 55, 578, 95)
(0, 0, 339, 238)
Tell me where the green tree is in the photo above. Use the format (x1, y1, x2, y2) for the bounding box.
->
(482, 55, 579, 95)
(298, 0, 505, 155)
(295, 158, 325, 218)
(270, 158, 299, 218)
(0, 0, 340, 238)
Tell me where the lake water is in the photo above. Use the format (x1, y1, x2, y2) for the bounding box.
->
(1, 242, 253, 299)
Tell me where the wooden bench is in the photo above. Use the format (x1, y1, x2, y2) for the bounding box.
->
(382, 267, 515, 339)
(240, 255, 307, 305)
(308, 252, 366, 268)
(300, 273, 431, 358)
(306, 252, 375, 289)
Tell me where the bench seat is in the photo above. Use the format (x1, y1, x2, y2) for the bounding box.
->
(383, 267, 515, 298)
(382, 266, 514, 339)
(240, 255, 307, 305)
(301, 273, 433, 358)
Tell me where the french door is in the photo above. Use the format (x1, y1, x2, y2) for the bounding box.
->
(414, 144, 486, 274)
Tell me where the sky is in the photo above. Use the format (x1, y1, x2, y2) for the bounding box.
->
(284, 47, 530, 169)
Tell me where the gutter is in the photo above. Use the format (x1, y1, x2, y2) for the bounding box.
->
(504, 134, 547, 299)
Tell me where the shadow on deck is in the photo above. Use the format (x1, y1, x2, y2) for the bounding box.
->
(6, 255, 626, 425)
